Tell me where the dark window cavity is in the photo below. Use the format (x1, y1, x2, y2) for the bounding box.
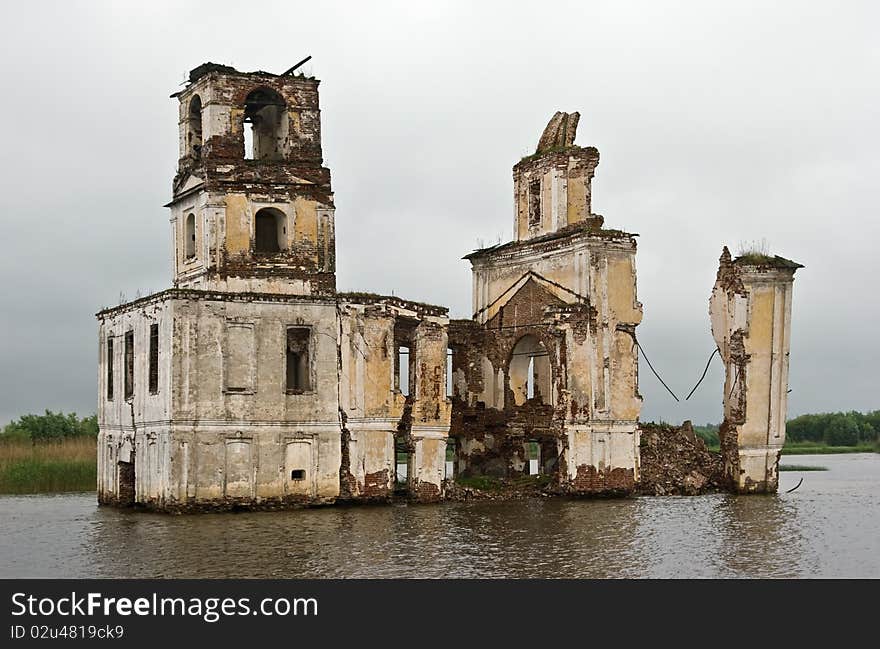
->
(290, 469, 306, 480)
(106, 338, 114, 401)
(124, 330, 134, 400)
(528, 179, 542, 228)
(286, 327, 311, 393)
(254, 208, 285, 253)
(188, 95, 202, 158)
(185, 213, 196, 259)
(148, 323, 159, 394)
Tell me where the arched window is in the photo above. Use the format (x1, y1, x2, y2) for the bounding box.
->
(184, 213, 196, 259)
(188, 95, 203, 158)
(508, 334, 552, 406)
(243, 88, 287, 161)
(254, 208, 286, 253)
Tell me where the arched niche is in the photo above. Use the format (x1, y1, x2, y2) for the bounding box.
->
(254, 207, 286, 253)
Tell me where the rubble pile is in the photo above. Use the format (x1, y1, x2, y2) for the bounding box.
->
(637, 421, 724, 496)
(444, 475, 552, 502)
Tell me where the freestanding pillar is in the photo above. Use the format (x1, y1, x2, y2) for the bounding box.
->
(709, 247, 802, 493)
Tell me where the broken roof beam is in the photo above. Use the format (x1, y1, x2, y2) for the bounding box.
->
(282, 55, 312, 76)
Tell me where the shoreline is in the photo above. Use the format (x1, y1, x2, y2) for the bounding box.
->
(0, 438, 875, 497)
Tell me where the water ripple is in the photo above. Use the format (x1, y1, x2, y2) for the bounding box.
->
(1, 454, 877, 578)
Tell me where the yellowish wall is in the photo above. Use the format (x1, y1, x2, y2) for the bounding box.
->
(567, 173, 587, 225)
(293, 196, 318, 259)
(224, 193, 251, 255)
(740, 286, 774, 447)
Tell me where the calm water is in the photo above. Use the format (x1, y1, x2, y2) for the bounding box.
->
(1, 454, 877, 578)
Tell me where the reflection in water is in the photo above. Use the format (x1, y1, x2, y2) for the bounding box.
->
(712, 495, 807, 578)
(1, 454, 878, 578)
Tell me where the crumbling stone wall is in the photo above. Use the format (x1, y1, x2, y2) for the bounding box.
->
(709, 247, 802, 493)
(337, 296, 451, 503)
(512, 112, 602, 241)
(450, 113, 643, 497)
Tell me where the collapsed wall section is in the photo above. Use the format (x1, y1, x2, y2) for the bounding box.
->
(337, 295, 451, 503)
(637, 421, 724, 496)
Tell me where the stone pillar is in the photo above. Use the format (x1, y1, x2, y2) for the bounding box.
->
(408, 319, 452, 501)
(709, 247, 802, 493)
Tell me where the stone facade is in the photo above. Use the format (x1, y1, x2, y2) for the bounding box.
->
(96, 63, 801, 510)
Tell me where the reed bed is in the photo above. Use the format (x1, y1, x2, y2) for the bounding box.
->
(0, 437, 96, 494)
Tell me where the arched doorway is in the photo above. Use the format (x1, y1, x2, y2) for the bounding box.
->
(508, 334, 552, 406)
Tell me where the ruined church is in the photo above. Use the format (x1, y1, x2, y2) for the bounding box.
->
(96, 62, 801, 511)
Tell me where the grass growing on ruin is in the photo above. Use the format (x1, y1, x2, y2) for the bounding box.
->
(736, 238, 774, 264)
(455, 476, 506, 491)
(0, 437, 96, 494)
(778, 464, 828, 471)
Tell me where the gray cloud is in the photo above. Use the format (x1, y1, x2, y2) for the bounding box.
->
(1, 0, 877, 426)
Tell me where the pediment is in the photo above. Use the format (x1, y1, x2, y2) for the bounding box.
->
(484, 274, 580, 328)
(176, 172, 205, 194)
(165, 173, 205, 196)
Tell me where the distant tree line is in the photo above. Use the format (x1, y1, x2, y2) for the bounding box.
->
(786, 411, 878, 446)
(693, 424, 720, 447)
(3, 409, 879, 447)
(692, 410, 880, 448)
(1, 411, 98, 442)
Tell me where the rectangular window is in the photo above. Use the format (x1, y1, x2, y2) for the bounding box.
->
(396, 345, 411, 396)
(528, 440, 541, 475)
(393, 321, 416, 398)
(527, 356, 535, 399)
(446, 347, 454, 398)
(106, 338, 114, 401)
(124, 330, 134, 400)
(528, 179, 542, 228)
(286, 327, 311, 393)
(148, 323, 159, 394)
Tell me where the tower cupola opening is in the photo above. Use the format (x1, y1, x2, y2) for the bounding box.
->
(188, 95, 203, 158)
(243, 88, 287, 161)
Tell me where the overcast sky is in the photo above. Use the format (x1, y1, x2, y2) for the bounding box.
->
(0, 0, 877, 427)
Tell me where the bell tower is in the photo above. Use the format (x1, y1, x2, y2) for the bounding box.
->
(512, 111, 602, 241)
(168, 62, 336, 296)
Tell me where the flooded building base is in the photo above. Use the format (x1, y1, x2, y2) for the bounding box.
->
(96, 63, 801, 512)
